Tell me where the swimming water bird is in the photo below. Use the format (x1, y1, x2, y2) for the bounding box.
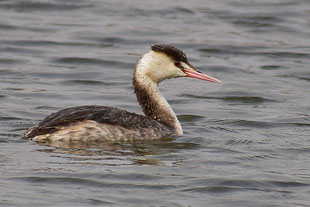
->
(24, 45, 221, 142)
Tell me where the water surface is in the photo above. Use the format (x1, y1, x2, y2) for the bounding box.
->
(1, 0, 310, 206)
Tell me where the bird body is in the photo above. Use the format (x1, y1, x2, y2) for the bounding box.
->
(25, 105, 171, 142)
(24, 45, 220, 142)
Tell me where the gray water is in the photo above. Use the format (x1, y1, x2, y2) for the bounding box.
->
(1, 0, 310, 206)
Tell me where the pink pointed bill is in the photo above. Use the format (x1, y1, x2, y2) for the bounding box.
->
(184, 69, 221, 83)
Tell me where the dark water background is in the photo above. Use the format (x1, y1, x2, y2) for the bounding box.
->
(1, 0, 310, 206)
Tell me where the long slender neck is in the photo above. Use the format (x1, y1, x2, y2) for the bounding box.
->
(133, 54, 183, 135)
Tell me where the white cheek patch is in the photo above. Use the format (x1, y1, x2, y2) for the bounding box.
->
(136, 51, 191, 83)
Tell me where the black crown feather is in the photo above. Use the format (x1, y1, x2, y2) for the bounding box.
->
(151, 44, 188, 63)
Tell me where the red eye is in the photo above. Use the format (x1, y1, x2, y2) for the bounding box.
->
(174, 62, 181, 68)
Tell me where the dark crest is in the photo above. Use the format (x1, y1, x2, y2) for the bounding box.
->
(151, 44, 188, 63)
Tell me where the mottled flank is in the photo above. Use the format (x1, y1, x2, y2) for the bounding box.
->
(24, 105, 172, 142)
(30, 120, 165, 142)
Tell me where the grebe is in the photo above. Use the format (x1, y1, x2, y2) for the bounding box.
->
(24, 45, 220, 142)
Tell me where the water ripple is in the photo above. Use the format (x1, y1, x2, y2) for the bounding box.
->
(199, 47, 310, 59)
(181, 93, 276, 104)
(0, 58, 27, 64)
(52, 57, 131, 69)
(214, 119, 310, 128)
(0, 1, 92, 12)
(182, 178, 309, 194)
(13, 176, 177, 190)
(1, 40, 112, 48)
